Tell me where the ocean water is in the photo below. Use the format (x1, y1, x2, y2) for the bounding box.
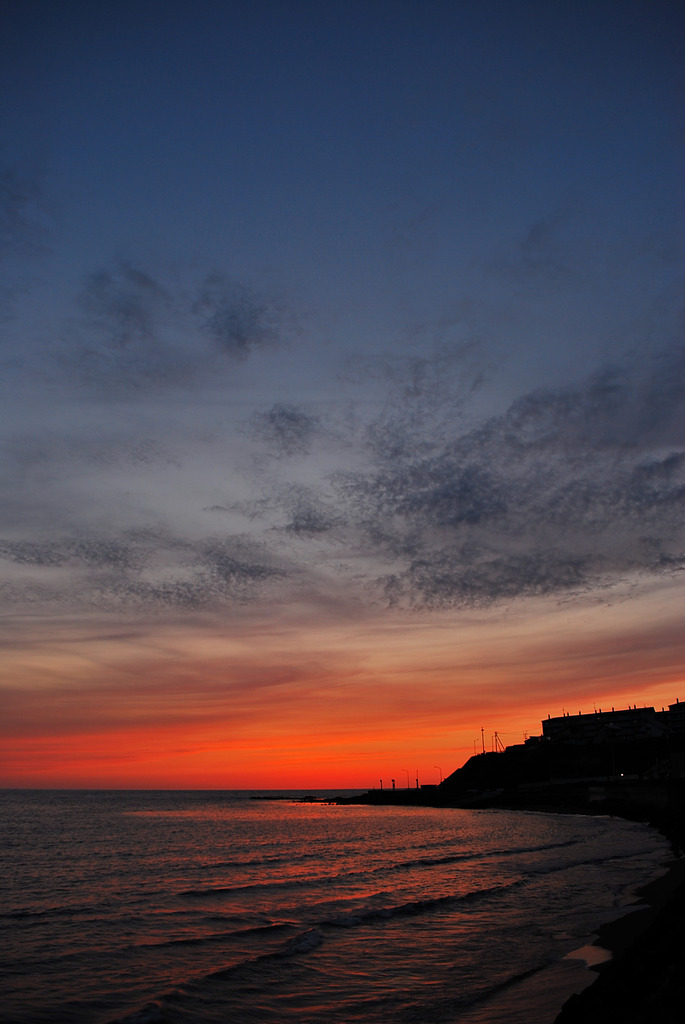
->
(0, 790, 670, 1024)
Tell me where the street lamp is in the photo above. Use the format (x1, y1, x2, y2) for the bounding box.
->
(402, 768, 410, 789)
(434, 765, 443, 783)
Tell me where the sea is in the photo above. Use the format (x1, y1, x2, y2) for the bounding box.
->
(0, 790, 671, 1024)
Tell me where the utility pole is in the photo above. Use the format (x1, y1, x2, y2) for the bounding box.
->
(481, 726, 485, 755)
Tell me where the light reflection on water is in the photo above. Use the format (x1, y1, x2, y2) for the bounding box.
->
(0, 791, 669, 1024)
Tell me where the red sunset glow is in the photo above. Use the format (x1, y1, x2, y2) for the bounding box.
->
(3, 586, 682, 789)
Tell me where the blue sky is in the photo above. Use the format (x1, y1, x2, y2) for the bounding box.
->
(1, 0, 683, 786)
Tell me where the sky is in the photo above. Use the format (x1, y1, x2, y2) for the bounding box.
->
(1, 0, 683, 789)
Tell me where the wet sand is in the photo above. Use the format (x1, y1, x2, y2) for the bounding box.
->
(454, 957, 594, 1024)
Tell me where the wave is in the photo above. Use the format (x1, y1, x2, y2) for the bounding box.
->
(108, 1004, 167, 1024)
(1, 898, 123, 922)
(165, 834, 593, 906)
(521, 845, 660, 880)
(182, 846, 328, 873)
(371, 835, 586, 875)
(321, 878, 524, 928)
(173, 836, 586, 904)
(123, 921, 292, 953)
(106, 879, 526, 1023)
(177, 874, 314, 899)
(280, 927, 325, 956)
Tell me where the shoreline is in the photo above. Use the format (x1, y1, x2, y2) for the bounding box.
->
(455, 808, 685, 1024)
(337, 788, 685, 1022)
(552, 813, 685, 1023)
(591, 847, 685, 957)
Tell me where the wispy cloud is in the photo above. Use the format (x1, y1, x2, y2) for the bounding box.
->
(54, 262, 300, 395)
(0, 162, 53, 322)
(0, 536, 140, 570)
(0, 528, 290, 613)
(248, 403, 320, 457)
(5, 339, 681, 618)
(0, 164, 51, 263)
(193, 272, 296, 359)
(332, 346, 685, 608)
(1, 214, 682, 626)
(58, 261, 193, 393)
(281, 487, 343, 537)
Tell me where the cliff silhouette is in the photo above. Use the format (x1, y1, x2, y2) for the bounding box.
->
(339, 701, 685, 818)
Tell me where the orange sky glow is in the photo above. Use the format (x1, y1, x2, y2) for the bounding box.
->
(3, 583, 682, 789)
